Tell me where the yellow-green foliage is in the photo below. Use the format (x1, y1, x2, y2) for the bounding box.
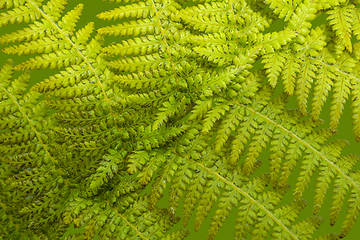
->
(1, 0, 360, 239)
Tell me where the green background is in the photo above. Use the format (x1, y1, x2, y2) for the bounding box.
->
(0, 1, 359, 239)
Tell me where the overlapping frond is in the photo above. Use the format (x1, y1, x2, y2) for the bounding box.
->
(0, 0, 135, 193)
(0, 58, 54, 179)
(97, 0, 183, 73)
(137, 121, 326, 240)
(0, 164, 36, 239)
(63, 194, 189, 240)
(0, 0, 44, 28)
(97, 0, 212, 134)
(121, 65, 358, 237)
(265, 0, 299, 21)
(189, 82, 360, 237)
(1, 0, 360, 239)
(327, 4, 354, 52)
(179, 0, 295, 69)
(1, 0, 195, 238)
(260, 0, 360, 140)
(0, 59, 71, 237)
(0, 0, 84, 70)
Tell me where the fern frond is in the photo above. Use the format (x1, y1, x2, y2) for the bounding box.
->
(64, 194, 184, 240)
(27, 33, 128, 181)
(261, 51, 287, 87)
(257, 29, 296, 54)
(330, 71, 351, 130)
(4, 21, 94, 56)
(179, 1, 236, 34)
(102, 35, 163, 57)
(97, 0, 212, 133)
(265, 0, 299, 21)
(100, 0, 138, 3)
(1, 0, 77, 47)
(97, 18, 160, 37)
(1, 0, 360, 238)
(0, 59, 54, 171)
(128, 149, 167, 186)
(281, 51, 302, 96)
(202, 101, 231, 135)
(351, 66, 360, 141)
(225, 84, 274, 166)
(1, 2, 154, 236)
(260, 1, 360, 139)
(0, 59, 74, 235)
(294, 138, 360, 237)
(88, 149, 127, 195)
(296, 57, 317, 114)
(188, 98, 213, 121)
(311, 63, 335, 120)
(340, 170, 360, 238)
(327, 4, 354, 52)
(108, 52, 166, 72)
(178, 75, 360, 235)
(194, 44, 238, 67)
(113, 68, 169, 92)
(96, 2, 154, 21)
(352, 7, 360, 41)
(0, 0, 43, 28)
(126, 124, 187, 187)
(297, 26, 328, 57)
(287, 0, 319, 35)
(0, 164, 36, 239)
(149, 127, 325, 240)
(148, 126, 203, 210)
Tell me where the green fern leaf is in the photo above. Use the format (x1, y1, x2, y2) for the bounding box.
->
(0, 59, 71, 234)
(96, 2, 154, 21)
(0, 164, 37, 239)
(262, 0, 360, 139)
(102, 35, 163, 57)
(88, 149, 127, 195)
(261, 51, 287, 87)
(1, 1, 83, 70)
(352, 7, 360, 41)
(97, 18, 160, 37)
(165, 136, 325, 239)
(2, 0, 360, 239)
(296, 57, 317, 114)
(287, 0, 319, 35)
(327, 4, 354, 52)
(265, 0, 299, 21)
(0, 0, 43, 28)
(311, 63, 335, 120)
(64, 194, 182, 240)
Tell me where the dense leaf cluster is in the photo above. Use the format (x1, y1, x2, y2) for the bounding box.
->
(1, 0, 360, 239)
